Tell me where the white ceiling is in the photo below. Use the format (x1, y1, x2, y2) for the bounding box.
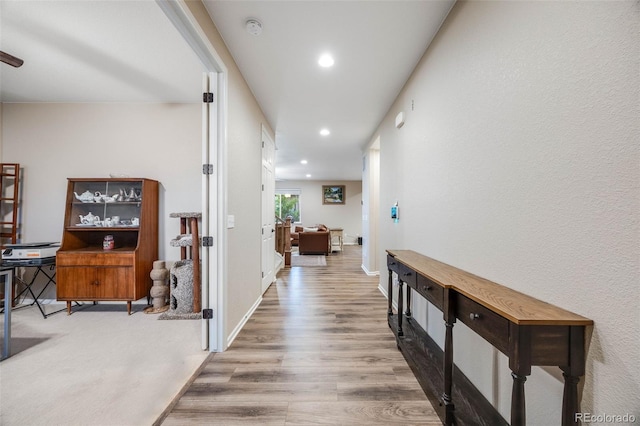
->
(0, 1, 203, 103)
(203, 0, 454, 181)
(0, 0, 454, 181)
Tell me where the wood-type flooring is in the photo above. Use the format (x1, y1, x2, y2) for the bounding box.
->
(161, 246, 441, 425)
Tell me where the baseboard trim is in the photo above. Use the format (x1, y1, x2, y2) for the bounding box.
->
(361, 264, 379, 276)
(378, 283, 398, 312)
(226, 295, 262, 348)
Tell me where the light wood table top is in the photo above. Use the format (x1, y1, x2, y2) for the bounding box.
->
(387, 249, 593, 326)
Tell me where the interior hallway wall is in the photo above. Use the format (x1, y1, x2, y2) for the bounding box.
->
(373, 1, 639, 423)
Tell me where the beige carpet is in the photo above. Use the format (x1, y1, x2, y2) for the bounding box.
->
(291, 254, 327, 267)
(0, 302, 209, 426)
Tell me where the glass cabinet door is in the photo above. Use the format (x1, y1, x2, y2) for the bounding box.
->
(69, 180, 143, 228)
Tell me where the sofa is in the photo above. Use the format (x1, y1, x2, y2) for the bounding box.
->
(294, 224, 331, 255)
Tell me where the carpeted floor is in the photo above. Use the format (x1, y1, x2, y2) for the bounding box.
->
(0, 301, 208, 426)
(290, 254, 327, 267)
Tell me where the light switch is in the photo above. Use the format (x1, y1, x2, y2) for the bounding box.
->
(227, 215, 235, 229)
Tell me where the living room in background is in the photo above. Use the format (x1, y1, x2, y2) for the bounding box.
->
(275, 189, 301, 223)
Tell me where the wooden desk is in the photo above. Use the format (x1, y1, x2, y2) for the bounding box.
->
(386, 249, 592, 426)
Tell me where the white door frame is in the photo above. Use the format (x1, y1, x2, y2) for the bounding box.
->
(157, 0, 228, 352)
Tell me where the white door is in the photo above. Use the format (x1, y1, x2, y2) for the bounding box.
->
(261, 126, 275, 293)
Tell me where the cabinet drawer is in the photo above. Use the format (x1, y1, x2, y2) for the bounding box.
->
(57, 251, 134, 266)
(387, 256, 417, 287)
(456, 293, 509, 354)
(415, 274, 444, 311)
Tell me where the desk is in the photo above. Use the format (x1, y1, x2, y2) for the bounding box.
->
(1, 266, 13, 360)
(329, 228, 343, 253)
(387, 249, 593, 426)
(2, 257, 65, 319)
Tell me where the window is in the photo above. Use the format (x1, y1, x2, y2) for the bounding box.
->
(275, 189, 301, 223)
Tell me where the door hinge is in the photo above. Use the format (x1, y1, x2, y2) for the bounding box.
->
(202, 308, 213, 319)
(202, 236, 214, 247)
(262, 184, 264, 191)
(203, 92, 214, 103)
(203, 164, 213, 175)
(262, 141, 265, 148)
(262, 271, 264, 278)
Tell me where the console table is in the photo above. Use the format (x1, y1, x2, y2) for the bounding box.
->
(386, 249, 592, 426)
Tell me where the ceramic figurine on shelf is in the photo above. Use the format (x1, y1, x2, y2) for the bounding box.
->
(79, 212, 99, 225)
(73, 190, 94, 203)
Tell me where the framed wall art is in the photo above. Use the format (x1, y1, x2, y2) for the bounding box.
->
(322, 185, 345, 205)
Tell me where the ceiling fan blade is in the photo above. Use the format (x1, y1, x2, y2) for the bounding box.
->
(0, 51, 24, 68)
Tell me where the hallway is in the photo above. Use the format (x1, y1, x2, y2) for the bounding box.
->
(161, 246, 441, 424)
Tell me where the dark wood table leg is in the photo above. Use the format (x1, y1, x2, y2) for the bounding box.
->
(561, 326, 586, 426)
(405, 286, 412, 318)
(511, 373, 527, 426)
(397, 280, 404, 336)
(509, 324, 532, 426)
(442, 288, 456, 425)
(387, 268, 393, 317)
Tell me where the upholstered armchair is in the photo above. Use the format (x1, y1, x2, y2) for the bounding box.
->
(298, 231, 331, 255)
(295, 224, 331, 255)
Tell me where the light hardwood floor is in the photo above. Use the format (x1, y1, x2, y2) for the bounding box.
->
(161, 246, 441, 425)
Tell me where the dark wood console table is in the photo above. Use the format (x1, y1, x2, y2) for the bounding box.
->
(386, 249, 592, 426)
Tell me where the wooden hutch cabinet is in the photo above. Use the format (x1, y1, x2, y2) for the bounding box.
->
(57, 178, 159, 314)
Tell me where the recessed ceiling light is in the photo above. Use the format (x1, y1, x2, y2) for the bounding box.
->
(306, 174, 312, 178)
(319, 128, 330, 136)
(245, 19, 262, 36)
(318, 53, 334, 68)
(300, 160, 308, 164)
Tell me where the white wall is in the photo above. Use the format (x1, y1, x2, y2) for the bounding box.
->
(2, 103, 201, 298)
(373, 1, 639, 424)
(276, 180, 362, 244)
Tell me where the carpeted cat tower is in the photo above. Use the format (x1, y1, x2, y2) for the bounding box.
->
(159, 212, 202, 320)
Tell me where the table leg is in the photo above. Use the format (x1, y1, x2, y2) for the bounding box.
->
(443, 321, 455, 425)
(397, 280, 404, 336)
(66, 301, 72, 315)
(561, 326, 586, 426)
(406, 287, 412, 318)
(442, 288, 456, 426)
(2, 270, 13, 360)
(387, 269, 393, 317)
(511, 373, 527, 426)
